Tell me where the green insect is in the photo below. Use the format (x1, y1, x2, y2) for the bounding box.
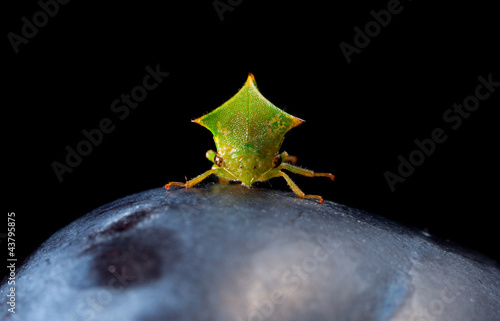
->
(165, 73, 334, 203)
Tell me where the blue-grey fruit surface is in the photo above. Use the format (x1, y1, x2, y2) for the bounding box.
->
(1, 184, 499, 321)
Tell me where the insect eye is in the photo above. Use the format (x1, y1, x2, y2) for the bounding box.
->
(214, 155, 224, 167)
(272, 154, 282, 168)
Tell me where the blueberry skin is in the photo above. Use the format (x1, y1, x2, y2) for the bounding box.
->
(1, 184, 499, 321)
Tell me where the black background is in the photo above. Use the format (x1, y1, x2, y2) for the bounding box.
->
(4, 0, 499, 276)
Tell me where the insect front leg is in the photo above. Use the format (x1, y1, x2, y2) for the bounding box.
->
(280, 163, 335, 181)
(165, 168, 218, 189)
(260, 169, 325, 203)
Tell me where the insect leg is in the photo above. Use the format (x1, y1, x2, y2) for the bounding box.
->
(261, 169, 324, 203)
(280, 163, 335, 181)
(165, 168, 218, 189)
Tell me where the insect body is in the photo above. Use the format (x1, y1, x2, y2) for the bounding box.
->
(165, 73, 334, 203)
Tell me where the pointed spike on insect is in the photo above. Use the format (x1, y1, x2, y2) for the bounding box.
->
(245, 73, 257, 88)
(243, 73, 303, 128)
(290, 115, 305, 128)
(191, 116, 208, 130)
